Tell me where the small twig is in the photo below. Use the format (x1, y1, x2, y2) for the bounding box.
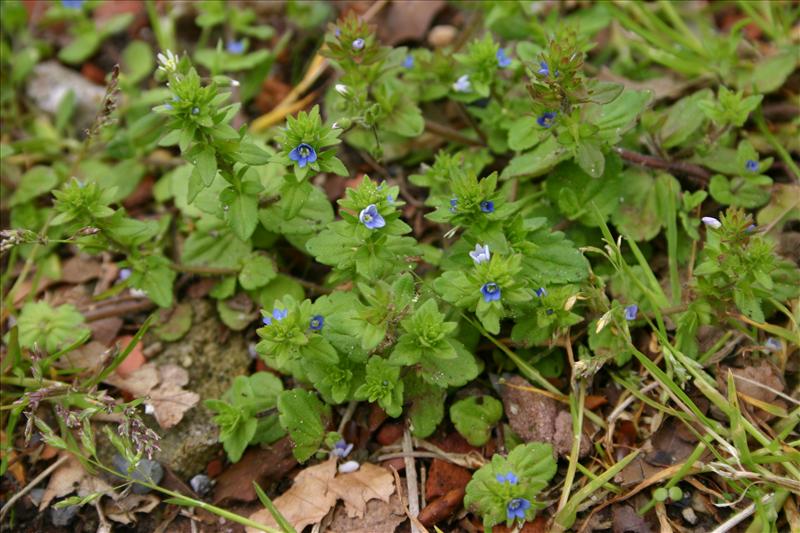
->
(708, 493, 773, 533)
(337, 400, 358, 434)
(403, 428, 421, 533)
(456, 103, 488, 146)
(0, 454, 70, 520)
(389, 466, 430, 533)
(423, 119, 484, 147)
(614, 147, 710, 185)
(82, 299, 154, 322)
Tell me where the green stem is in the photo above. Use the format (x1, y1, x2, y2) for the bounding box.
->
(754, 108, 800, 182)
(556, 381, 586, 516)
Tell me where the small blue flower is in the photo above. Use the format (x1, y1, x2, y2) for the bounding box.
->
(546, 309, 554, 315)
(61, 0, 84, 9)
(403, 55, 414, 69)
(386, 194, 394, 203)
(537, 111, 557, 129)
(332, 439, 353, 458)
(359, 204, 386, 229)
(118, 268, 132, 282)
(334, 27, 341, 38)
(453, 75, 471, 93)
(495, 472, 518, 485)
(537, 61, 550, 76)
(309, 315, 324, 331)
(480, 200, 494, 213)
(226, 40, 245, 54)
(449, 198, 458, 213)
(701, 216, 721, 229)
(352, 38, 365, 51)
(765, 337, 782, 352)
(496, 49, 512, 68)
(745, 159, 759, 173)
(191, 107, 200, 115)
(481, 282, 501, 303)
(624, 304, 638, 321)
(469, 244, 491, 265)
(289, 143, 317, 168)
(506, 497, 531, 521)
(164, 104, 174, 111)
(273, 308, 288, 321)
(535, 287, 547, 298)
(262, 316, 272, 326)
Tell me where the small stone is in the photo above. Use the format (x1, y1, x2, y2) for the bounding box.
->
(190, 473, 213, 496)
(428, 25, 457, 47)
(28, 488, 45, 507)
(51, 504, 79, 527)
(112, 454, 164, 494)
(27, 61, 106, 131)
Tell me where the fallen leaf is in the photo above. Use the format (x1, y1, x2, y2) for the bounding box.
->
(501, 376, 591, 457)
(328, 462, 395, 519)
(40, 455, 87, 510)
(419, 487, 465, 527)
(378, 0, 446, 45)
(246, 458, 338, 533)
(425, 459, 472, 500)
(55, 340, 109, 374)
(213, 437, 297, 504)
(106, 363, 199, 429)
(88, 317, 124, 346)
(61, 255, 103, 284)
(327, 488, 407, 533)
(103, 493, 160, 524)
(612, 504, 653, 533)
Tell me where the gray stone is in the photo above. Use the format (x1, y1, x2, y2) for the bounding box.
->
(112, 455, 164, 494)
(50, 503, 79, 527)
(150, 299, 252, 478)
(26, 61, 106, 131)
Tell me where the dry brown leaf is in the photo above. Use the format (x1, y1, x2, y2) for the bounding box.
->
(61, 255, 103, 284)
(327, 489, 406, 533)
(103, 493, 160, 524)
(105, 363, 199, 429)
(327, 462, 395, 519)
(56, 340, 109, 374)
(39, 455, 87, 510)
(246, 458, 338, 533)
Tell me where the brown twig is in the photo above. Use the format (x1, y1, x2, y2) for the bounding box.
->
(424, 119, 484, 147)
(82, 299, 154, 322)
(614, 147, 711, 185)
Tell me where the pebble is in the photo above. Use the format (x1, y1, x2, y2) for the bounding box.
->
(428, 25, 457, 48)
(112, 454, 164, 494)
(51, 503, 79, 526)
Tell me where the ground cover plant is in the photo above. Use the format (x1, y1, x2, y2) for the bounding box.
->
(1, 1, 799, 532)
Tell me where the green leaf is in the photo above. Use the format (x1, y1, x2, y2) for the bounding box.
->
(450, 396, 503, 446)
(133, 255, 176, 308)
(464, 442, 557, 530)
(354, 357, 404, 417)
(277, 389, 330, 462)
(16, 302, 89, 353)
(58, 31, 101, 65)
(405, 376, 445, 438)
(216, 297, 258, 331)
(708, 174, 771, 209)
(239, 254, 277, 290)
(752, 49, 798, 94)
(195, 146, 218, 186)
(10, 166, 58, 206)
(181, 226, 251, 269)
(589, 88, 652, 143)
(660, 89, 712, 148)
(507, 117, 547, 152)
(226, 188, 259, 241)
(153, 303, 193, 341)
(501, 136, 569, 180)
(575, 141, 605, 178)
(121, 40, 154, 85)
